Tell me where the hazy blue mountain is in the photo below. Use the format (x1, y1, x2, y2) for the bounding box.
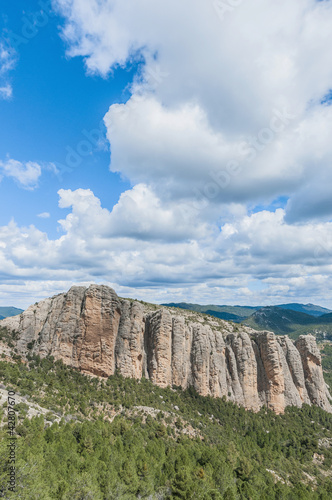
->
(163, 302, 332, 340)
(276, 303, 331, 317)
(163, 302, 332, 326)
(244, 307, 316, 334)
(0, 306, 24, 318)
(161, 303, 259, 322)
(244, 306, 332, 339)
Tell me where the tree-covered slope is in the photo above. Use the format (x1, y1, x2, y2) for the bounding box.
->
(161, 303, 259, 323)
(277, 303, 332, 317)
(163, 302, 331, 326)
(321, 343, 332, 390)
(244, 307, 332, 339)
(244, 307, 318, 334)
(1, 352, 332, 499)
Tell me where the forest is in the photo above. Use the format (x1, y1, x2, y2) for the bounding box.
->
(0, 350, 332, 499)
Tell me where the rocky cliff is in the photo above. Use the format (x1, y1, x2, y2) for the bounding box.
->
(1, 284, 331, 414)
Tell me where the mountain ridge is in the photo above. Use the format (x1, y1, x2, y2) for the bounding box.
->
(0, 306, 24, 318)
(245, 306, 332, 340)
(277, 303, 332, 317)
(162, 301, 331, 324)
(1, 284, 331, 415)
(163, 302, 332, 337)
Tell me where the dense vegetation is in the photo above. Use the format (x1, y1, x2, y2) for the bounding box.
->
(162, 303, 259, 323)
(0, 354, 332, 499)
(322, 343, 332, 390)
(163, 303, 332, 331)
(243, 307, 332, 340)
(275, 304, 331, 317)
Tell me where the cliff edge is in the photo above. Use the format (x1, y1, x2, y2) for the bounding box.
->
(1, 284, 331, 414)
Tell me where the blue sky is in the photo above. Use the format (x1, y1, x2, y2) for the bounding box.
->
(1, 0, 332, 308)
(0, 0, 133, 238)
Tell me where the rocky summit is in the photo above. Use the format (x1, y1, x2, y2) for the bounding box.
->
(1, 284, 331, 414)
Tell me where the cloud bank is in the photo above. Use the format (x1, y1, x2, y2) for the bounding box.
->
(0, 188, 331, 308)
(1, 0, 332, 306)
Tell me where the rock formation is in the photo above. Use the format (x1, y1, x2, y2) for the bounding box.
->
(1, 284, 331, 414)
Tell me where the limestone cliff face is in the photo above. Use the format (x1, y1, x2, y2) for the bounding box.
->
(1, 285, 331, 414)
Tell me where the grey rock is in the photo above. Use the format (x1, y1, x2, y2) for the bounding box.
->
(1, 284, 331, 414)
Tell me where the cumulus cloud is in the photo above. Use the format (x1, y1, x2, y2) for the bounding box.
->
(105, 95, 318, 208)
(0, 158, 58, 190)
(1, 1, 331, 306)
(218, 209, 332, 269)
(0, 188, 332, 307)
(55, 0, 332, 220)
(105, 97, 243, 200)
(54, 0, 332, 124)
(57, 186, 209, 241)
(0, 159, 42, 189)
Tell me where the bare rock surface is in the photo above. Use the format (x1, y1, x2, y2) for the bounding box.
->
(295, 335, 332, 412)
(1, 284, 331, 414)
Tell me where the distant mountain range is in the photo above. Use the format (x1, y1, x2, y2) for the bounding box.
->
(0, 306, 24, 320)
(2, 300, 332, 339)
(275, 303, 331, 317)
(244, 307, 332, 339)
(1, 284, 331, 415)
(162, 302, 332, 339)
(162, 303, 260, 322)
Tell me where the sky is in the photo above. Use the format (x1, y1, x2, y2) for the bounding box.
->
(0, 0, 332, 309)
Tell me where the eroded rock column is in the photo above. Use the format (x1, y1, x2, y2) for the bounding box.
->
(145, 309, 173, 387)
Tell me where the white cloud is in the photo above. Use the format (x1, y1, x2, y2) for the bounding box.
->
(57, 185, 209, 241)
(54, 0, 332, 123)
(0, 158, 57, 190)
(54, 0, 332, 222)
(0, 42, 16, 100)
(37, 212, 51, 219)
(0, 188, 332, 308)
(0, 84, 12, 100)
(104, 97, 242, 200)
(0, 159, 42, 189)
(1, 1, 331, 307)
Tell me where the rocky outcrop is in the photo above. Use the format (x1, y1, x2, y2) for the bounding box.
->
(295, 335, 331, 410)
(1, 285, 331, 414)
